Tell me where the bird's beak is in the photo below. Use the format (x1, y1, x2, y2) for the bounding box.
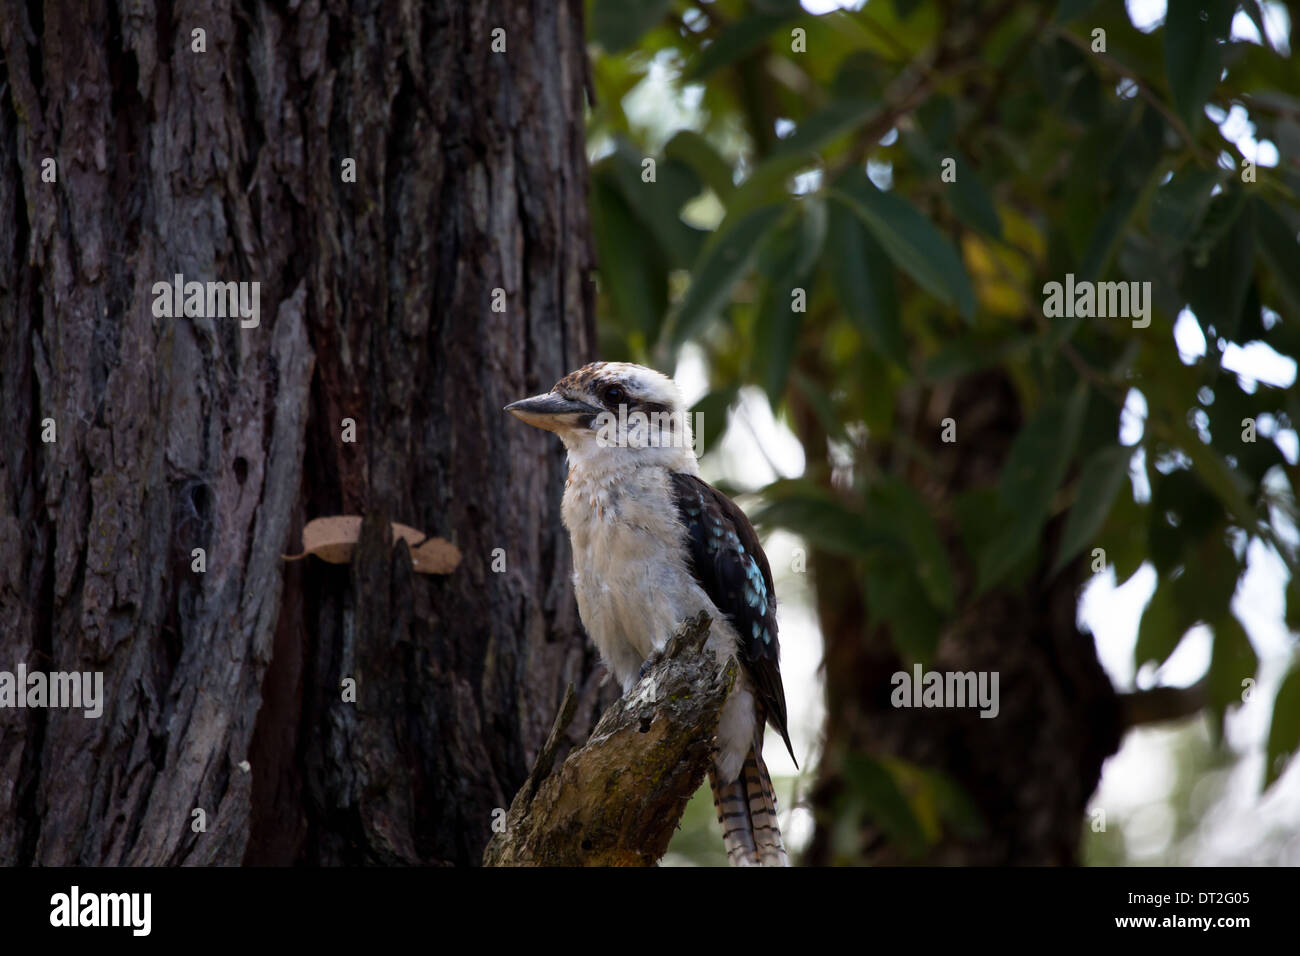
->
(504, 392, 601, 432)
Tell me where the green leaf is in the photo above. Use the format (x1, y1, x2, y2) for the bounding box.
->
(664, 130, 735, 202)
(832, 172, 976, 321)
(1172, 527, 1240, 627)
(915, 96, 956, 146)
(751, 0, 804, 15)
(1150, 168, 1221, 252)
(753, 480, 892, 556)
(1255, 198, 1300, 317)
(754, 201, 825, 402)
(921, 335, 1029, 382)
(1147, 468, 1222, 575)
(1181, 193, 1256, 340)
(590, 0, 672, 52)
(958, 488, 1028, 587)
(685, 13, 791, 81)
(825, 198, 903, 363)
(1135, 577, 1192, 669)
(1187, 180, 1248, 257)
(755, 197, 826, 281)
(591, 175, 668, 339)
(1098, 482, 1147, 586)
(603, 144, 707, 270)
(690, 387, 737, 456)
(1054, 0, 1100, 23)
(1074, 107, 1164, 285)
(754, 288, 803, 404)
(1264, 663, 1300, 790)
(947, 161, 1003, 240)
(867, 478, 954, 612)
(857, 355, 896, 440)
(1077, 188, 1141, 283)
(904, 134, 1001, 239)
(665, 203, 785, 346)
(789, 370, 846, 444)
(1208, 613, 1257, 712)
(838, 755, 928, 859)
(979, 386, 1088, 590)
(1053, 445, 1133, 575)
(1060, 113, 1134, 261)
(1164, 0, 1234, 132)
(864, 559, 944, 659)
(1177, 435, 1258, 538)
(916, 766, 986, 840)
(770, 98, 877, 160)
(728, 101, 874, 217)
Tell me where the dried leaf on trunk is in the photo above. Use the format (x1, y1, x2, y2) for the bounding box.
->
(283, 515, 461, 574)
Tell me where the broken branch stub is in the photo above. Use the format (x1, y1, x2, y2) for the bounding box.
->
(483, 612, 735, 866)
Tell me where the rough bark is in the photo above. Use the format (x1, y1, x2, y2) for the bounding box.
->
(484, 613, 733, 867)
(801, 370, 1124, 865)
(0, 0, 604, 866)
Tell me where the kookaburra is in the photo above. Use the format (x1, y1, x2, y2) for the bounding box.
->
(505, 361, 795, 866)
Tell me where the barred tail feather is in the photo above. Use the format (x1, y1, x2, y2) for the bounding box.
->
(708, 744, 790, 867)
(749, 749, 789, 866)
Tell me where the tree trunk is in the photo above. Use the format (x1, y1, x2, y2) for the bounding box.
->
(0, 0, 605, 866)
(801, 370, 1124, 865)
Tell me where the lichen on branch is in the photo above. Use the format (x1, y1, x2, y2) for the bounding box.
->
(484, 612, 735, 866)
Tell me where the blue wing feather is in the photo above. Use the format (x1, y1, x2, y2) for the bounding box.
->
(670, 473, 795, 764)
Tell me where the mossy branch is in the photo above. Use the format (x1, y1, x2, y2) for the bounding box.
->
(483, 612, 735, 866)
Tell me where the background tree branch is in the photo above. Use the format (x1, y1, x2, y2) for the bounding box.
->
(484, 613, 735, 866)
(1120, 679, 1210, 731)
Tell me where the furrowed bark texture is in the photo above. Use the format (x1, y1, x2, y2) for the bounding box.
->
(0, 0, 604, 866)
(484, 613, 734, 867)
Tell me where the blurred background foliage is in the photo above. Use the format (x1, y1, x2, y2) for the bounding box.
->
(583, 0, 1299, 864)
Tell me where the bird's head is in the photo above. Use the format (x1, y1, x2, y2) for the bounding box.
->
(504, 362, 698, 473)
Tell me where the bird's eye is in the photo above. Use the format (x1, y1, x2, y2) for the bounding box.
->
(603, 385, 626, 406)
